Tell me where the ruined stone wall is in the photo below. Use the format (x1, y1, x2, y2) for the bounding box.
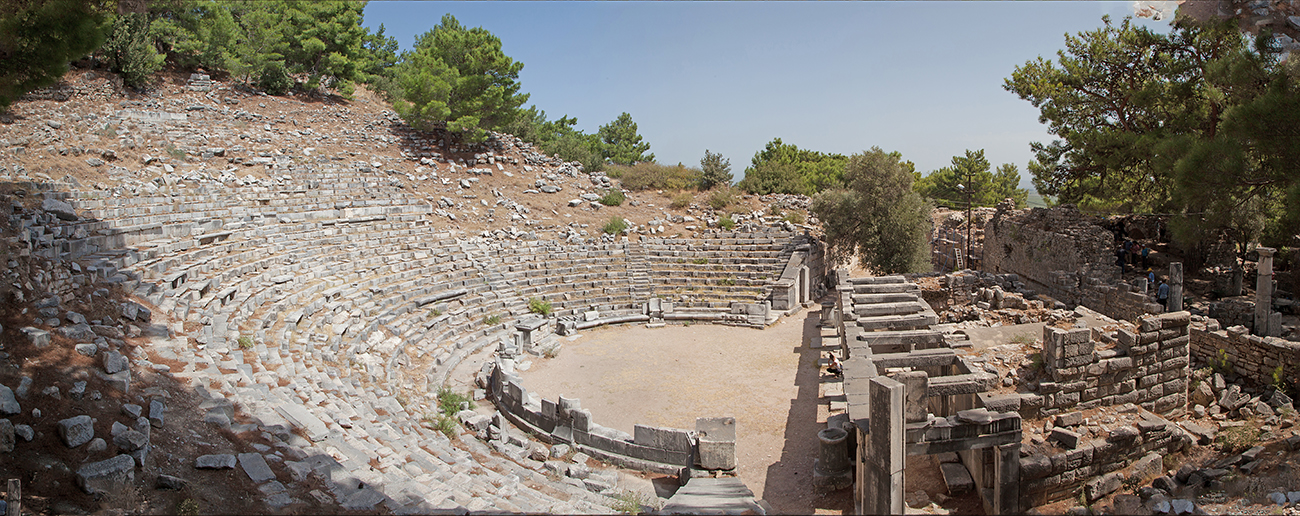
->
(1190, 322, 1300, 388)
(983, 206, 1116, 306)
(1076, 279, 1163, 323)
(1020, 425, 1179, 507)
(1208, 297, 1255, 331)
(1028, 312, 1191, 418)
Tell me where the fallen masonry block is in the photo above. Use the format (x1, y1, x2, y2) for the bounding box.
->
(196, 454, 237, 469)
(76, 454, 136, 494)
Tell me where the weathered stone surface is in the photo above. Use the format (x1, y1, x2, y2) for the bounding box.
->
(57, 415, 94, 448)
(13, 424, 32, 442)
(103, 351, 129, 374)
(1086, 472, 1123, 502)
(0, 385, 19, 415)
(196, 454, 237, 469)
(238, 452, 276, 483)
(273, 403, 327, 442)
(42, 198, 78, 221)
(1050, 427, 1081, 449)
(113, 429, 148, 452)
(56, 323, 97, 342)
(156, 474, 188, 490)
(148, 399, 165, 427)
(939, 462, 974, 495)
(76, 454, 136, 494)
(0, 419, 13, 452)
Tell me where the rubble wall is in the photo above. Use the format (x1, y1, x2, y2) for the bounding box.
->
(1028, 312, 1191, 418)
(1190, 322, 1300, 388)
(1020, 420, 1179, 506)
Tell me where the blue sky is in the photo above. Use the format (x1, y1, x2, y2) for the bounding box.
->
(362, 1, 1175, 188)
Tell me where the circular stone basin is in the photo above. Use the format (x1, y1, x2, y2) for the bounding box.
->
(518, 314, 827, 511)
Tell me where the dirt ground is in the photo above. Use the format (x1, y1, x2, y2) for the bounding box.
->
(517, 307, 854, 514)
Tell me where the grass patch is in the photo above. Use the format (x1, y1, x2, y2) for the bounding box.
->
(164, 143, 185, 160)
(1216, 424, 1260, 453)
(691, 258, 709, 265)
(1010, 333, 1036, 345)
(429, 307, 442, 317)
(237, 335, 253, 349)
(718, 215, 735, 230)
(528, 297, 553, 316)
(783, 210, 805, 224)
(610, 490, 659, 514)
(599, 189, 625, 206)
(719, 277, 736, 286)
(437, 387, 474, 414)
(483, 314, 502, 326)
(95, 123, 117, 138)
(603, 216, 628, 235)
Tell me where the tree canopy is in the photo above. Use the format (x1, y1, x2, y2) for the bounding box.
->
(0, 0, 110, 110)
(598, 112, 653, 165)
(737, 138, 849, 196)
(1005, 14, 1300, 253)
(812, 148, 932, 274)
(699, 149, 732, 190)
(913, 149, 1029, 209)
(389, 14, 529, 142)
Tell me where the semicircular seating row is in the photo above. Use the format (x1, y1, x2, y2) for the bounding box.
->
(54, 162, 800, 512)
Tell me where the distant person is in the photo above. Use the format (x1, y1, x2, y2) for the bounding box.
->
(1116, 246, 1127, 274)
(1141, 244, 1150, 268)
(1148, 268, 1155, 286)
(827, 353, 843, 377)
(1158, 280, 1170, 309)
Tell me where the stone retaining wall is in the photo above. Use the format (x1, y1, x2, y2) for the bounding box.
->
(1190, 322, 1300, 388)
(1019, 417, 1180, 506)
(488, 360, 731, 479)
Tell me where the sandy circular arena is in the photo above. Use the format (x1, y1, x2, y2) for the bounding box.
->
(519, 306, 852, 514)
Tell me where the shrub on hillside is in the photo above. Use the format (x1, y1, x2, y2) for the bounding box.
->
(600, 189, 625, 206)
(718, 215, 735, 230)
(670, 192, 692, 209)
(708, 188, 733, 210)
(610, 163, 702, 191)
(257, 61, 294, 95)
(603, 216, 628, 234)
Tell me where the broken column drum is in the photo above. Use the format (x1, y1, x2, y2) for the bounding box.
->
(817, 427, 851, 474)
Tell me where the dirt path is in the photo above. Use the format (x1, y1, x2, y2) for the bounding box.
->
(519, 308, 851, 513)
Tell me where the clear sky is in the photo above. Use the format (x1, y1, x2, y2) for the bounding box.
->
(361, 1, 1176, 188)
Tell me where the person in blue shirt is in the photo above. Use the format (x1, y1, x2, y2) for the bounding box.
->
(1148, 268, 1155, 286)
(1158, 281, 1170, 309)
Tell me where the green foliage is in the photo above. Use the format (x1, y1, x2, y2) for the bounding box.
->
(737, 138, 850, 195)
(103, 12, 164, 88)
(391, 14, 528, 143)
(707, 187, 733, 210)
(256, 59, 293, 95)
(1005, 16, 1299, 250)
(164, 143, 185, 160)
(691, 258, 709, 265)
(433, 414, 458, 438)
(603, 216, 628, 235)
(483, 314, 501, 326)
(237, 335, 253, 349)
(1212, 348, 1234, 375)
(507, 107, 606, 172)
(913, 150, 1028, 208)
(610, 490, 658, 515)
(611, 162, 702, 191)
(177, 498, 200, 516)
(719, 277, 736, 286)
(528, 297, 552, 316)
(599, 189, 625, 206)
(699, 149, 733, 190)
(718, 215, 735, 230)
(0, 0, 110, 111)
(437, 387, 473, 414)
(812, 148, 932, 274)
(670, 192, 692, 209)
(782, 210, 805, 224)
(599, 112, 653, 165)
(1216, 424, 1259, 453)
(429, 307, 442, 317)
